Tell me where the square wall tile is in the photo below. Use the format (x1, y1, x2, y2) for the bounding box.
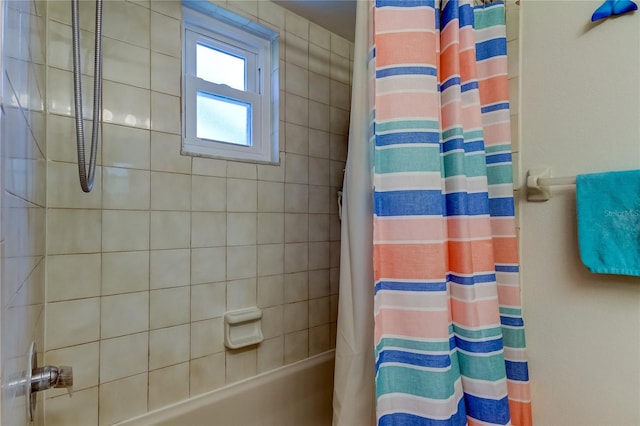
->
(284, 301, 308, 333)
(284, 213, 308, 243)
(151, 0, 182, 18)
(47, 209, 101, 255)
(102, 81, 150, 129)
(257, 336, 284, 373)
(103, 1, 150, 48)
(191, 282, 226, 321)
(330, 52, 350, 84)
(100, 332, 148, 383)
(103, 35, 150, 89)
(151, 131, 191, 173)
(309, 44, 330, 76)
(192, 175, 227, 212)
(190, 352, 225, 396)
(284, 183, 308, 213)
(149, 324, 190, 370)
(285, 123, 309, 155)
(102, 210, 149, 252)
(285, 12, 308, 40)
(309, 72, 330, 105)
(330, 80, 350, 110)
(191, 247, 226, 284)
(308, 129, 330, 159)
(261, 306, 283, 339)
(309, 23, 330, 49)
(257, 243, 284, 277)
(151, 171, 191, 210)
(102, 167, 150, 210)
(309, 101, 330, 132)
(192, 212, 226, 248)
(47, 161, 102, 209)
(257, 275, 284, 308)
(191, 318, 224, 358)
(284, 153, 308, 184)
(309, 324, 331, 356)
(226, 348, 257, 383)
(102, 124, 150, 170)
(45, 388, 98, 426)
(151, 91, 181, 134)
(227, 162, 257, 180)
(309, 269, 330, 299)
(46, 298, 100, 350)
(257, 153, 285, 182)
(257, 213, 284, 244)
(284, 272, 308, 303)
(150, 287, 190, 329)
(227, 278, 257, 310)
(102, 251, 149, 295)
(151, 11, 181, 57)
(309, 296, 331, 328)
(284, 330, 308, 364)
(48, 114, 95, 163)
(258, 181, 284, 213)
(330, 33, 350, 58)
(151, 52, 181, 96)
(47, 254, 100, 302)
(101, 292, 149, 339)
(309, 158, 330, 186)
(227, 213, 257, 246)
(98, 373, 148, 426)
(284, 242, 308, 273)
(45, 342, 99, 396)
(227, 178, 257, 212)
(308, 185, 330, 214)
(149, 363, 189, 410)
(192, 157, 227, 177)
(227, 245, 257, 280)
(285, 33, 308, 69)
(258, 1, 285, 27)
(309, 241, 330, 270)
(309, 214, 330, 242)
(150, 211, 191, 249)
(285, 93, 308, 126)
(285, 62, 308, 97)
(150, 249, 190, 289)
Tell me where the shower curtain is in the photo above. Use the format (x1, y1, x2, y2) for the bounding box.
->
(334, 0, 532, 425)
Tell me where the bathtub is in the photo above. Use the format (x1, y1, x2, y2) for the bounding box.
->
(117, 350, 335, 426)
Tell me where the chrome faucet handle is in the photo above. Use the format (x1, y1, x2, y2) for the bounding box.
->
(31, 365, 74, 397)
(55, 366, 73, 397)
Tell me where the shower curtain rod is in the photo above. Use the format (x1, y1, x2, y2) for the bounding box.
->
(527, 168, 576, 201)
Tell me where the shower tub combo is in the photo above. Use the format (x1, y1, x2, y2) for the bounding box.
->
(117, 351, 335, 426)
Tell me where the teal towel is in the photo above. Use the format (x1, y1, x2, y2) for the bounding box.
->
(576, 170, 640, 276)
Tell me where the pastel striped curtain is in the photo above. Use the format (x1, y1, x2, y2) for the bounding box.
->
(372, 1, 532, 425)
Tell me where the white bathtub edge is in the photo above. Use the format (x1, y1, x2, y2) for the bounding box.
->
(115, 349, 336, 426)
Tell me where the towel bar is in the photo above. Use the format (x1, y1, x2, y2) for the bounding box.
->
(527, 168, 576, 201)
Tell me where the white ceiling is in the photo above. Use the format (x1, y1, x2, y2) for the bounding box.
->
(273, 0, 357, 41)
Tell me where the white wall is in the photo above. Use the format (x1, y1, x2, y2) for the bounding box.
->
(520, 1, 640, 424)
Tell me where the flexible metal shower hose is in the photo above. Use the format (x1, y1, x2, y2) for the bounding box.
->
(71, 0, 103, 192)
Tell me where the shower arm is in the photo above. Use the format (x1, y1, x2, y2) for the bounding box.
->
(71, 0, 103, 193)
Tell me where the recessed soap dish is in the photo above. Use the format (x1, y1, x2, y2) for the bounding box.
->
(224, 307, 263, 349)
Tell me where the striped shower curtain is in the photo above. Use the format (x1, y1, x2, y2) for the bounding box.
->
(372, 1, 532, 425)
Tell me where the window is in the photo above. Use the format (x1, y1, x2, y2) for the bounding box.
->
(182, 2, 279, 163)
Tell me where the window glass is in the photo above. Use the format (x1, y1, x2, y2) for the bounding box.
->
(196, 91, 251, 146)
(196, 43, 246, 91)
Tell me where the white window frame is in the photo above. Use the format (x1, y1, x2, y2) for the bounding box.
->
(182, 2, 279, 164)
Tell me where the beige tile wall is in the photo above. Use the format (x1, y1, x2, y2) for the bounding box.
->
(0, 0, 47, 424)
(43, 0, 352, 424)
